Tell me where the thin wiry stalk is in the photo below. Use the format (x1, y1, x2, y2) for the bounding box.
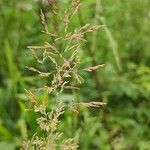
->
(78, 6, 102, 93)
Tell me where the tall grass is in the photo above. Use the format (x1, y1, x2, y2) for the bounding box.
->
(21, 1, 106, 149)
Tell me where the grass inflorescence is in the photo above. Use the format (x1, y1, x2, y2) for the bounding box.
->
(22, 0, 106, 149)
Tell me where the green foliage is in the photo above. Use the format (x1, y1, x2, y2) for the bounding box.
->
(0, 0, 150, 149)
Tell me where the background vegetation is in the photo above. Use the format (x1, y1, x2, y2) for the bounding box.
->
(0, 0, 150, 149)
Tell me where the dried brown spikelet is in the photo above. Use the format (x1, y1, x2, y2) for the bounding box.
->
(34, 100, 64, 133)
(83, 64, 105, 72)
(40, 9, 49, 34)
(74, 73, 84, 84)
(27, 67, 50, 77)
(65, 32, 85, 42)
(34, 104, 46, 114)
(25, 89, 36, 105)
(21, 140, 31, 150)
(61, 138, 79, 150)
(72, 0, 80, 8)
(28, 43, 57, 51)
(47, 0, 53, 5)
(70, 100, 106, 113)
(87, 24, 105, 32)
(45, 86, 54, 94)
(63, 86, 80, 90)
(79, 101, 107, 108)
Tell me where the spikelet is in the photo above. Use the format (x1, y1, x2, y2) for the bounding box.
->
(83, 64, 105, 72)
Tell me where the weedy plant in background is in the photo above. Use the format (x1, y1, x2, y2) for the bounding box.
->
(22, 0, 106, 149)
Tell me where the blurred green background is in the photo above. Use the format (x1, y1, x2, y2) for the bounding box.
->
(0, 0, 150, 149)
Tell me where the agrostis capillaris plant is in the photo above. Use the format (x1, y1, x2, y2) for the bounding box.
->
(22, 0, 106, 149)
